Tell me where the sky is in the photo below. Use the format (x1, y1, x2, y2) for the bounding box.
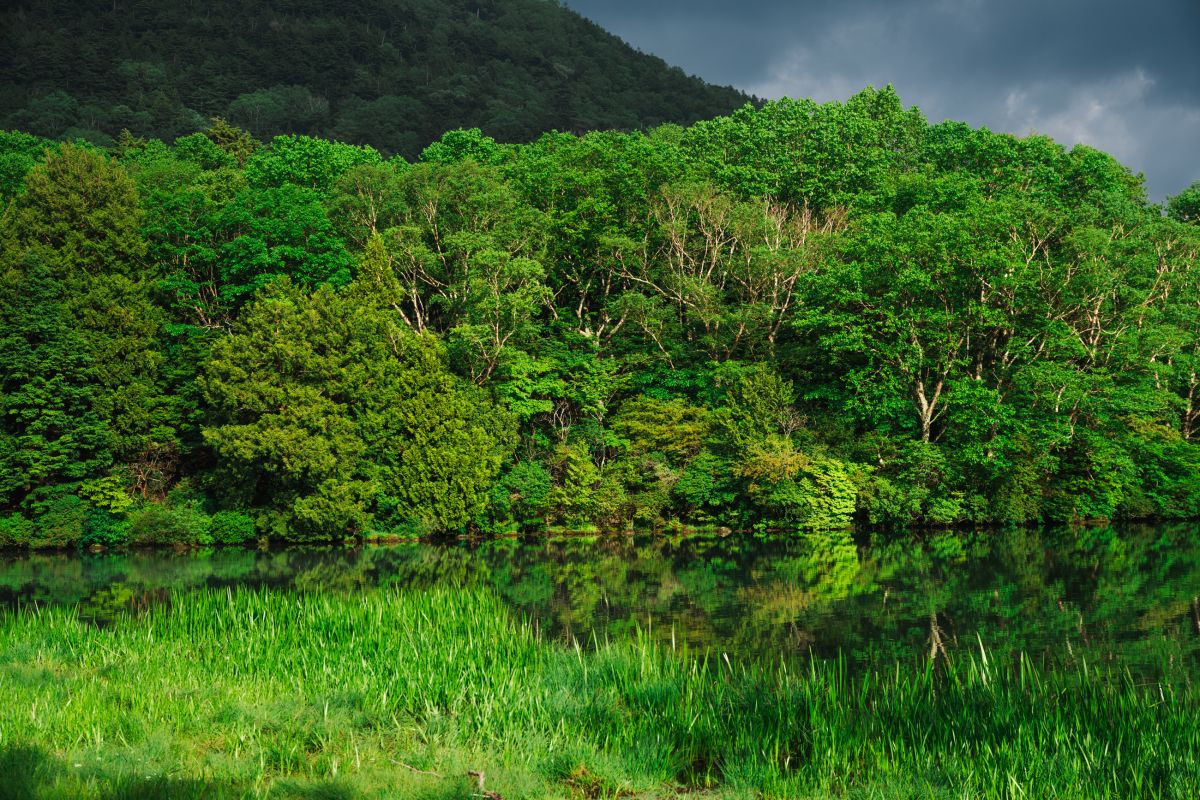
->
(564, 0, 1200, 201)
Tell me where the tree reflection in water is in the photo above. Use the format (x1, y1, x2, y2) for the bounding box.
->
(1, 523, 1198, 678)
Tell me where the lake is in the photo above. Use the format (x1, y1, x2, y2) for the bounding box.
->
(2, 523, 1198, 679)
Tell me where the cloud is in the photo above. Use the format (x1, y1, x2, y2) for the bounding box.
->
(998, 71, 1200, 193)
(1002, 71, 1152, 156)
(564, 0, 1200, 200)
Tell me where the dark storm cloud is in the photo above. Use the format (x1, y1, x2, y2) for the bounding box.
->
(565, 0, 1200, 200)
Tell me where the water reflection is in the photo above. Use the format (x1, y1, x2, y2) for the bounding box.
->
(1, 524, 1198, 678)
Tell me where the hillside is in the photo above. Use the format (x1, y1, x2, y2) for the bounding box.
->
(0, 0, 752, 156)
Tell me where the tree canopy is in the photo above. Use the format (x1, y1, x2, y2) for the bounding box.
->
(3, 87, 1200, 546)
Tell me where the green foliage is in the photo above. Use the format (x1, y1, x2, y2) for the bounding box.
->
(172, 131, 236, 171)
(0, 512, 34, 547)
(6, 141, 146, 274)
(21, 485, 87, 548)
(77, 474, 135, 513)
(208, 510, 257, 546)
(674, 450, 738, 520)
(0, 145, 172, 527)
(0, 129, 51, 201)
(128, 495, 211, 546)
(203, 117, 257, 166)
(1170, 181, 1200, 224)
(419, 128, 507, 166)
(545, 443, 602, 527)
(488, 460, 553, 531)
(612, 396, 710, 461)
(202, 279, 513, 539)
(0, 253, 115, 504)
(81, 509, 130, 548)
(244, 135, 381, 191)
(213, 184, 354, 307)
(3, 84, 1200, 541)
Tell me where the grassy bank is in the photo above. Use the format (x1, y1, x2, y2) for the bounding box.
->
(0, 588, 1197, 799)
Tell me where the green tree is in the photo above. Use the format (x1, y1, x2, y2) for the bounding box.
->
(244, 134, 381, 192)
(0, 130, 52, 201)
(0, 144, 171, 513)
(1169, 181, 1200, 225)
(202, 277, 513, 540)
(0, 253, 114, 504)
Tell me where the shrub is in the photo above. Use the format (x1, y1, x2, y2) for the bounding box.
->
(208, 511, 256, 545)
(24, 486, 87, 547)
(489, 460, 553, 530)
(128, 501, 211, 546)
(0, 513, 34, 547)
(81, 509, 130, 548)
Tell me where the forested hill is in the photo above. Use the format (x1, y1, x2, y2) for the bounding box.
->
(0, 0, 751, 157)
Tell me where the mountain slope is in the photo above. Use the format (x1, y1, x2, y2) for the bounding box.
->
(0, 0, 752, 156)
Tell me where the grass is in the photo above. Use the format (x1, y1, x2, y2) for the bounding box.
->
(0, 587, 1197, 799)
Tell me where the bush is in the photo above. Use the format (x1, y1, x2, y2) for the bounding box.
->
(81, 509, 130, 548)
(208, 511, 256, 545)
(128, 501, 211, 546)
(489, 460, 553, 530)
(0, 513, 35, 547)
(24, 486, 87, 547)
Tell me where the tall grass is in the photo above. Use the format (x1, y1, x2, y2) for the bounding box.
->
(0, 587, 1197, 798)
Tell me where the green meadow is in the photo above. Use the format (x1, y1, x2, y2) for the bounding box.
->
(1, 586, 1196, 799)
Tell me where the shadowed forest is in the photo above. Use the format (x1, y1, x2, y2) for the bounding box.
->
(0, 0, 750, 157)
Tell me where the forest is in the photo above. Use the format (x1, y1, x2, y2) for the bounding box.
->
(3, 86, 1200, 548)
(0, 0, 750, 157)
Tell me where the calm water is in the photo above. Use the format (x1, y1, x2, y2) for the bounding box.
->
(2, 524, 1198, 678)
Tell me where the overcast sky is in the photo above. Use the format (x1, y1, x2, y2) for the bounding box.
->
(564, 0, 1200, 201)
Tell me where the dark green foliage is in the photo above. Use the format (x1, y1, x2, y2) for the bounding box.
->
(487, 460, 553, 531)
(81, 508, 130, 548)
(0, 145, 171, 518)
(0, 0, 750, 158)
(21, 485, 87, 548)
(0, 254, 115, 501)
(208, 510, 256, 545)
(127, 497, 211, 546)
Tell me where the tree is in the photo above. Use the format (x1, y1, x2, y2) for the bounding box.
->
(202, 277, 514, 540)
(244, 134, 381, 192)
(0, 130, 52, 201)
(1169, 181, 1200, 225)
(0, 144, 172, 509)
(213, 183, 355, 309)
(379, 160, 550, 381)
(0, 253, 114, 504)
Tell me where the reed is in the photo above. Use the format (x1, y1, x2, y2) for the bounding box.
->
(0, 587, 1197, 798)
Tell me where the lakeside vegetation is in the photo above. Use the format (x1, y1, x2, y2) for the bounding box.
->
(3, 88, 1200, 546)
(2, 585, 1198, 799)
(6, 524, 1199, 680)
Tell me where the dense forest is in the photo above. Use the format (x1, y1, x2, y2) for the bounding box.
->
(0, 0, 750, 157)
(2, 86, 1200, 548)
